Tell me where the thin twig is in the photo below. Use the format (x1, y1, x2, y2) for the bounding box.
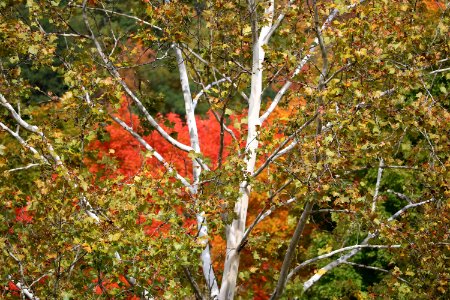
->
(342, 262, 410, 284)
(387, 190, 412, 204)
(253, 113, 319, 178)
(183, 267, 206, 300)
(429, 67, 450, 74)
(238, 179, 295, 250)
(73, 4, 162, 31)
(109, 114, 193, 191)
(311, 209, 355, 214)
(5, 163, 41, 173)
(291, 244, 401, 276)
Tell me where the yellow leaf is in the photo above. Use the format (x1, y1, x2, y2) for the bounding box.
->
(316, 268, 327, 275)
(318, 245, 333, 255)
(243, 25, 251, 36)
(109, 232, 122, 242)
(47, 253, 57, 259)
(82, 243, 92, 253)
(61, 91, 73, 103)
(101, 77, 114, 86)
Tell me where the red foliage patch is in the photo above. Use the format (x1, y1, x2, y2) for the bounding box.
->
(15, 206, 33, 223)
(88, 99, 241, 179)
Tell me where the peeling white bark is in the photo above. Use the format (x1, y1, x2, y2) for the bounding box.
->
(193, 77, 229, 110)
(197, 213, 219, 298)
(371, 158, 384, 213)
(174, 45, 219, 298)
(219, 1, 274, 299)
(15, 281, 39, 300)
(174, 45, 202, 185)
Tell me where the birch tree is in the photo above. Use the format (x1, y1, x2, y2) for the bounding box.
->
(1, 0, 449, 299)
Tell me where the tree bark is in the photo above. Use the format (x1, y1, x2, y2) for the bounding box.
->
(175, 45, 220, 298)
(270, 201, 314, 300)
(219, 1, 274, 298)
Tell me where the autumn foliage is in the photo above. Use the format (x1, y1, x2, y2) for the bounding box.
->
(84, 97, 306, 297)
(1, 0, 449, 298)
(88, 99, 240, 179)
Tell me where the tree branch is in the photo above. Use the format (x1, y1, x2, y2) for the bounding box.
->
(5, 163, 41, 173)
(81, 3, 196, 155)
(238, 179, 295, 251)
(312, 0, 328, 84)
(196, 213, 219, 299)
(291, 197, 435, 291)
(322, 62, 353, 86)
(193, 77, 229, 109)
(0, 120, 49, 164)
(174, 45, 202, 184)
(1, 93, 101, 223)
(109, 114, 193, 191)
(429, 67, 450, 74)
(174, 44, 219, 298)
(311, 209, 355, 214)
(387, 190, 412, 204)
(342, 261, 410, 284)
(253, 112, 319, 178)
(219, 1, 275, 297)
(387, 198, 435, 222)
(182, 46, 249, 102)
(7, 247, 38, 300)
(0, 94, 64, 168)
(13, 281, 38, 300)
(183, 266, 206, 300)
(241, 197, 298, 250)
(73, 4, 162, 31)
(259, 0, 367, 124)
(210, 109, 238, 142)
(270, 201, 314, 300)
(371, 157, 384, 213)
(290, 243, 400, 278)
(261, 0, 293, 45)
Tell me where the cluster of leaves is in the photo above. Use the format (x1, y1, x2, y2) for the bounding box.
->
(1, 0, 449, 299)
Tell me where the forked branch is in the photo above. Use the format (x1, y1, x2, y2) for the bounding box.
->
(288, 197, 435, 292)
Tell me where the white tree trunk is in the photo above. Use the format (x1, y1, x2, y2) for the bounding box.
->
(175, 46, 220, 298)
(219, 2, 274, 298)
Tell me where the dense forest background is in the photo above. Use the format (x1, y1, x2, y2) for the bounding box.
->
(1, 0, 449, 299)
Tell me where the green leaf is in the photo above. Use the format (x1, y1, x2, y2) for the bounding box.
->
(28, 45, 39, 55)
